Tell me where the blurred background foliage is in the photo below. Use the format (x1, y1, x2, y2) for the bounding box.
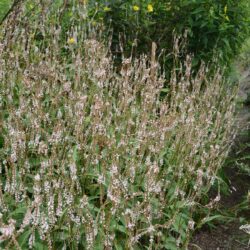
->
(1, 0, 249, 72)
(87, 0, 250, 72)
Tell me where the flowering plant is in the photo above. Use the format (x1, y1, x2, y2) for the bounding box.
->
(0, 0, 238, 249)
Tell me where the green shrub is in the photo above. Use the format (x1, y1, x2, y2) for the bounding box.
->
(2, 0, 249, 70)
(90, 0, 250, 70)
(0, 1, 237, 249)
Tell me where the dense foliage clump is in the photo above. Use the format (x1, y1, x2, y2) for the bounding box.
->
(89, 0, 250, 70)
(1, 0, 249, 70)
(0, 1, 238, 249)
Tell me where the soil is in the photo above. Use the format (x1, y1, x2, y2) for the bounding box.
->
(189, 66, 250, 250)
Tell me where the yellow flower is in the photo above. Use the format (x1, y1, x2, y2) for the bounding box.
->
(147, 4, 153, 13)
(103, 6, 111, 12)
(224, 5, 228, 14)
(225, 15, 230, 22)
(68, 37, 76, 45)
(133, 5, 140, 11)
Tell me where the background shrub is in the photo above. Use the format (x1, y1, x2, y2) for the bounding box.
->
(1, 0, 249, 71)
(89, 0, 250, 71)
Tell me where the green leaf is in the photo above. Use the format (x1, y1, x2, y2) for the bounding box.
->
(201, 215, 224, 225)
(163, 236, 178, 250)
(18, 229, 32, 247)
(34, 241, 48, 250)
(116, 224, 127, 234)
(114, 242, 124, 250)
(161, 88, 169, 93)
(10, 206, 27, 217)
(73, 145, 78, 162)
